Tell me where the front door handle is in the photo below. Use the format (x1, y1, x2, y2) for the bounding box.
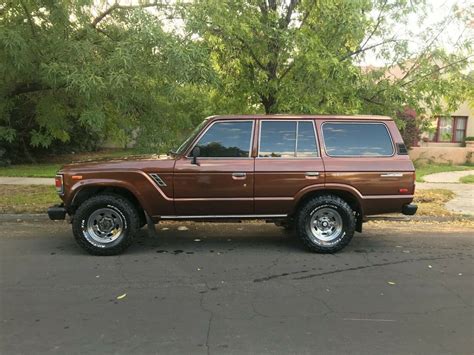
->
(232, 172, 247, 180)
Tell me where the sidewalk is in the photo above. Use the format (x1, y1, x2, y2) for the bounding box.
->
(0, 177, 54, 185)
(417, 169, 474, 216)
(423, 170, 474, 183)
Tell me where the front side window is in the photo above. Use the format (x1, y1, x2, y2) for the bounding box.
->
(322, 122, 394, 156)
(193, 121, 253, 157)
(259, 121, 319, 158)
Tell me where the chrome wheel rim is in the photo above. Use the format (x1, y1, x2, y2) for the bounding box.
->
(309, 207, 343, 242)
(86, 208, 124, 244)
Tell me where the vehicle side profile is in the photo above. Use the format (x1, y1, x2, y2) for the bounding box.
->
(48, 115, 417, 255)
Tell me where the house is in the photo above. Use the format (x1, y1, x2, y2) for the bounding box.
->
(365, 63, 474, 165)
(421, 101, 473, 147)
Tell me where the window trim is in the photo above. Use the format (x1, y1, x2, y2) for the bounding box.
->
(321, 121, 395, 158)
(186, 120, 255, 159)
(431, 116, 467, 143)
(257, 120, 320, 159)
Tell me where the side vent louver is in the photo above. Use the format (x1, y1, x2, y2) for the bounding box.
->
(149, 173, 167, 187)
(396, 143, 408, 155)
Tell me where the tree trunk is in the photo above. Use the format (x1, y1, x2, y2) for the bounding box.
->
(261, 94, 277, 114)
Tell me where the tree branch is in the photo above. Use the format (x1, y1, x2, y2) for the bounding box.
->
(399, 54, 474, 88)
(358, 0, 387, 53)
(398, 8, 455, 82)
(281, 0, 299, 29)
(9, 82, 64, 97)
(91, 1, 170, 28)
(340, 39, 397, 61)
(298, 0, 317, 30)
(19, 0, 37, 38)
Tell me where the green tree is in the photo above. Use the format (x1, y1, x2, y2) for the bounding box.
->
(184, 0, 473, 117)
(0, 0, 212, 161)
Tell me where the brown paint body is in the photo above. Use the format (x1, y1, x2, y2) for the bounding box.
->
(57, 115, 416, 220)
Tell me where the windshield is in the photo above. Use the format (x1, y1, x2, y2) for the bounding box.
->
(174, 118, 209, 155)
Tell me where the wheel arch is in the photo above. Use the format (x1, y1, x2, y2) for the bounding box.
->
(293, 186, 364, 232)
(70, 183, 146, 226)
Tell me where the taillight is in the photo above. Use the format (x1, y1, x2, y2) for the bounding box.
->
(55, 175, 64, 194)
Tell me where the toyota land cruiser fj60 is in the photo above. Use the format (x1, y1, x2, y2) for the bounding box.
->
(48, 115, 417, 255)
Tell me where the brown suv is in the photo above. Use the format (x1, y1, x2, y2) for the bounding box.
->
(48, 115, 417, 255)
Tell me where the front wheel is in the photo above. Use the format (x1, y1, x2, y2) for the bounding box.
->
(296, 195, 355, 253)
(72, 194, 140, 255)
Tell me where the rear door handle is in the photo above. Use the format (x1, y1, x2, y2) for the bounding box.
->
(232, 172, 247, 179)
(305, 172, 320, 179)
(380, 173, 403, 177)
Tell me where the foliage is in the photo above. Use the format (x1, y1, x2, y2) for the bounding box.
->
(465, 136, 474, 141)
(184, 0, 473, 118)
(0, 0, 213, 162)
(0, 0, 473, 163)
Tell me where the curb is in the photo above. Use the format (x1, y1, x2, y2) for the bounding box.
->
(368, 215, 474, 222)
(1, 214, 473, 223)
(0, 214, 53, 222)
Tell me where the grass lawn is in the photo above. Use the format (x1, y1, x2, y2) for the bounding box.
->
(414, 164, 473, 182)
(0, 185, 60, 214)
(460, 175, 474, 184)
(0, 149, 142, 178)
(0, 164, 62, 178)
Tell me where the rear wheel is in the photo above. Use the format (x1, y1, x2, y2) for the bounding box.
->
(296, 195, 355, 253)
(72, 194, 140, 255)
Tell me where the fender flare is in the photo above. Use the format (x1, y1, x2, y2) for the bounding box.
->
(293, 183, 364, 215)
(68, 178, 153, 215)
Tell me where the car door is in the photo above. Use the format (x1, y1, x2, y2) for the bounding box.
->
(254, 119, 325, 215)
(173, 120, 255, 216)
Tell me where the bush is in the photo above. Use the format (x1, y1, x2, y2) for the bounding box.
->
(397, 108, 419, 149)
(465, 136, 474, 141)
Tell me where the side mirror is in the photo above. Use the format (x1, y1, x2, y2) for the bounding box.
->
(191, 146, 200, 165)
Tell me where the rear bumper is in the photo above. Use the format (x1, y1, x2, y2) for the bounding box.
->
(402, 203, 418, 216)
(48, 204, 67, 220)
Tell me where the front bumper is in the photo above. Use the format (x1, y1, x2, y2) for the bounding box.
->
(402, 203, 418, 216)
(48, 204, 67, 220)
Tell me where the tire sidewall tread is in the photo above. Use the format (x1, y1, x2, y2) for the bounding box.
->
(72, 194, 139, 256)
(296, 195, 355, 253)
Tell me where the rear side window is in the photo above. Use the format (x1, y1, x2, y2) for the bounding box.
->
(322, 122, 394, 156)
(194, 121, 253, 157)
(259, 121, 319, 158)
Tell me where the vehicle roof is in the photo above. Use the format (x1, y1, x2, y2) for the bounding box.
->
(206, 114, 392, 121)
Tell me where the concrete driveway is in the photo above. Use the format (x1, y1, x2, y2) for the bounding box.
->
(0, 220, 473, 354)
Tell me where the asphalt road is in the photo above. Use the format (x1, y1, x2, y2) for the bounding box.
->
(1, 220, 473, 354)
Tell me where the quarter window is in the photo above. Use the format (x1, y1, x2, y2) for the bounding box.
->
(297, 121, 318, 157)
(193, 121, 253, 158)
(259, 121, 318, 158)
(322, 122, 394, 156)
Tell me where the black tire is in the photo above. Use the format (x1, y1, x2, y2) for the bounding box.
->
(72, 194, 140, 255)
(296, 195, 355, 253)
